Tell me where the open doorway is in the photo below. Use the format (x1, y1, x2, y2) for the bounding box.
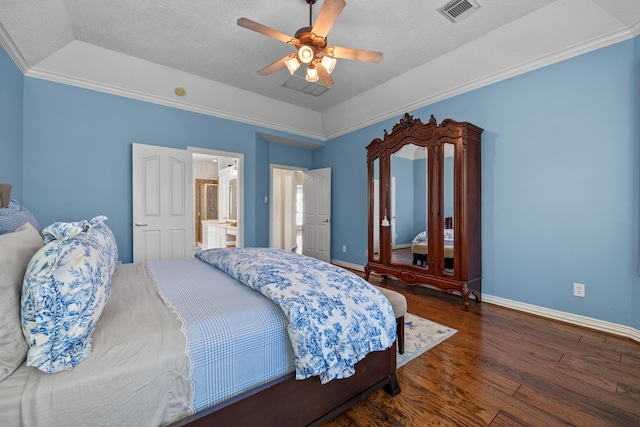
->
(271, 166, 304, 254)
(270, 165, 332, 262)
(192, 151, 242, 250)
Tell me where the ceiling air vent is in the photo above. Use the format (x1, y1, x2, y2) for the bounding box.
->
(282, 75, 330, 96)
(438, 0, 481, 23)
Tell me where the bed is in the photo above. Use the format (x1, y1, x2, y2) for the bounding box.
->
(410, 226, 454, 267)
(0, 212, 400, 427)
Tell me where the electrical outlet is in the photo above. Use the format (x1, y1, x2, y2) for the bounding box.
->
(573, 282, 586, 298)
(342, 245, 347, 253)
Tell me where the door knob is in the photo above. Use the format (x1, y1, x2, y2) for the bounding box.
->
(324, 218, 331, 223)
(135, 222, 148, 227)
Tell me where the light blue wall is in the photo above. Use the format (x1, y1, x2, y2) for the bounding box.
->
(2, 36, 639, 329)
(269, 141, 313, 169)
(633, 36, 640, 330)
(20, 77, 321, 262)
(312, 123, 379, 263)
(443, 156, 454, 219)
(315, 37, 640, 328)
(0, 47, 23, 200)
(390, 155, 414, 244)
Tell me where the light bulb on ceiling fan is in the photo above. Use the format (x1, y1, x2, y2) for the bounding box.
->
(305, 65, 319, 82)
(284, 56, 301, 74)
(320, 56, 336, 74)
(298, 45, 314, 64)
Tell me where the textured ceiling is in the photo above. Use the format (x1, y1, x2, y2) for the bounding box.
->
(1, 0, 639, 130)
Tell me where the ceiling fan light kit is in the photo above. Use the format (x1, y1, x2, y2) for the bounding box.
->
(306, 64, 319, 82)
(237, 0, 382, 88)
(321, 56, 336, 73)
(298, 45, 315, 64)
(285, 55, 301, 74)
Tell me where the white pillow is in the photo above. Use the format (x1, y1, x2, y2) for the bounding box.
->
(0, 223, 43, 381)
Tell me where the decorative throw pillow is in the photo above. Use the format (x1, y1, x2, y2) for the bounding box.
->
(0, 223, 44, 381)
(43, 215, 118, 272)
(0, 200, 41, 235)
(78, 216, 118, 272)
(444, 228, 454, 241)
(21, 219, 114, 373)
(412, 230, 427, 244)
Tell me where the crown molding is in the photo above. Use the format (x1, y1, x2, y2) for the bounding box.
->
(25, 66, 327, 141)
(322, 26, 637, 140)
(630, 18, 640, 37)
(5, 20, 638, 143)
(0, 21, 29, 73)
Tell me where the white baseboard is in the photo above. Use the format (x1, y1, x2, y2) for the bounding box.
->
(331, 259, 365, 272)
(484, 294, 640, 344)
(330, 260, 640, 344)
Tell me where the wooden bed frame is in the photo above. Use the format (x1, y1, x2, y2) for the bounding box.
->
(171, 345, 400, 426)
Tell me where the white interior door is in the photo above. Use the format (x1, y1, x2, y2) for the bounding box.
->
(302, 167, 331, 263)
(132, 143, 192, 262)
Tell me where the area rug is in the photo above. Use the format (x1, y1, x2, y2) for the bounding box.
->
(397, 313, 457, 368)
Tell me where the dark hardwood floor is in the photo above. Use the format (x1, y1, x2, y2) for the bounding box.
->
(325, 273, 640, 427)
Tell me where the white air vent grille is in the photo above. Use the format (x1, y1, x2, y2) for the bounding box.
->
(282, 75, 330, 96)
(438, 0, 481, 23)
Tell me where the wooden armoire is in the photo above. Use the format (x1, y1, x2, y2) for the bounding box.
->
(365, 113, 483, 311)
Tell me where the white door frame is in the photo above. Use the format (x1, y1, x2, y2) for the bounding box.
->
(189, 146, 244, 248)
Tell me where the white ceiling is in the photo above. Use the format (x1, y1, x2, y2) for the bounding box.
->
(1, 0, 639, 141)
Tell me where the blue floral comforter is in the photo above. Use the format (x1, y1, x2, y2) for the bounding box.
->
(195, 248, 396, 384)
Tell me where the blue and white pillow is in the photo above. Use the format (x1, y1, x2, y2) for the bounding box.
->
(0, 199, 40, 235)
(412, 230, 427, 244)
(21, 217, 117, 373)
(44, 215, 118, 272)
(444, 228, 454, 241)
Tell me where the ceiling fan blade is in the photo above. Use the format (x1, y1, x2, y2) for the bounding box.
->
(257, 55, 292, 76)
(311, 0, 346, 39)
(237, 17, 298, 45)
(316, 65, 335, 87)
(326, 46, 383, 63)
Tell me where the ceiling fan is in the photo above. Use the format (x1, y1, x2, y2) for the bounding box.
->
(237, 0, 383, 87)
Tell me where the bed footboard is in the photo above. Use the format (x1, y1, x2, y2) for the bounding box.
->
(171, 345, 399, 427)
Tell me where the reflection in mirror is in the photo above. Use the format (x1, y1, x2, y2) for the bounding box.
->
(372, 158, 380, 261)
(389, 143, 428, 269)
(443, 142, 454, 273)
